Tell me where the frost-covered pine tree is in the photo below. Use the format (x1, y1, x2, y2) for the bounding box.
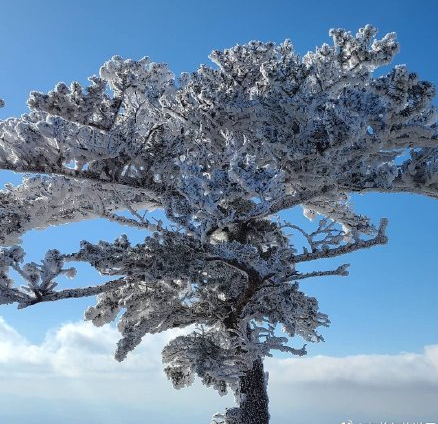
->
(1, 25, 437, 424)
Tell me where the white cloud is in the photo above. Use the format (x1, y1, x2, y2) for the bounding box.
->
(0, 317, 232, 424)
(0, 316, 437, 424)
(0, 316, 185, 377)
(265, 350, 438, 423)
(266, 347, 438, 386)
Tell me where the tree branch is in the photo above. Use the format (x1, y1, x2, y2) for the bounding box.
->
(0, 160, 163, 201)
(17, 277, 129, 309)
(293, 218, 388, 263)
(293, 264, 350, 280)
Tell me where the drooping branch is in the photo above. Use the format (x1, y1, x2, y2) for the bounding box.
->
(0, 159, 163, 192)
(0, 175, 160, 245)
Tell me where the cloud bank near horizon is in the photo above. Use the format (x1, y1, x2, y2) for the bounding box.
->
(1, 316, 437, 424)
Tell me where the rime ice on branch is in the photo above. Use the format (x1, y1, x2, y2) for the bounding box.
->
(0, 25, 437, 424)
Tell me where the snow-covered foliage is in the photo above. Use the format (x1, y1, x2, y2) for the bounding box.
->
(1, 26, 437, 423)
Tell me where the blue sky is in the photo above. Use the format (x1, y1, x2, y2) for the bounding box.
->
(1, 1, 438, 423)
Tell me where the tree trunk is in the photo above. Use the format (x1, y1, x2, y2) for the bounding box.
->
(237, 358, 270, 424)
(223, 225, 270, 423)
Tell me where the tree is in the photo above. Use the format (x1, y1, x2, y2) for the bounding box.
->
(0, 25, 437, 423)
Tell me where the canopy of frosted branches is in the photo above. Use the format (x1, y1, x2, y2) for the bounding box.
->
(0, 25, 436, 397)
